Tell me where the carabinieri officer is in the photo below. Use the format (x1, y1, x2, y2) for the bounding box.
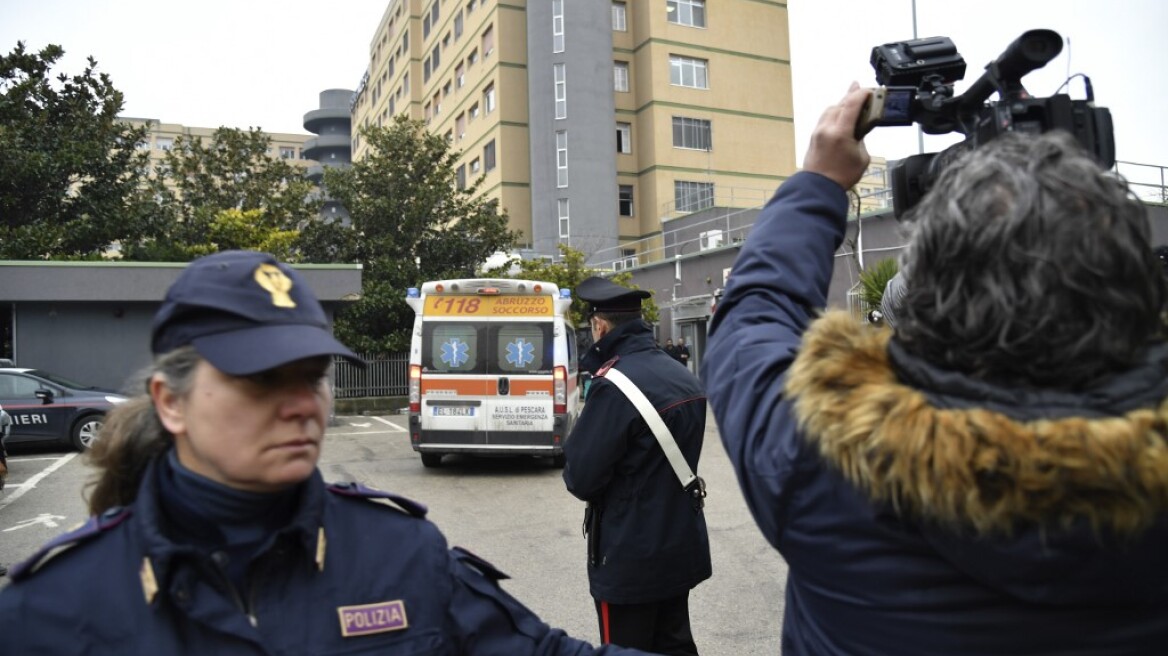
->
(563, 276, 711, 656)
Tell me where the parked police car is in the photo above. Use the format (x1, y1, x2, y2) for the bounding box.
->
(0, 368, 128, 451)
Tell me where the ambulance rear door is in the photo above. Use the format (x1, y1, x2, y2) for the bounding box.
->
(482, 320, 556, 442)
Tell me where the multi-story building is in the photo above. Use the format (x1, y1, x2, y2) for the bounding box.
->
(121, 118, 312, 177)
(303, 89, 355, 223)
(855, 156, 892, 213)
(350, 0, 795, 265)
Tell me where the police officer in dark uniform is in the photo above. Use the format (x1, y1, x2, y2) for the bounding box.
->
(563, 276, 711, 656)
(0, 251, 654, 656)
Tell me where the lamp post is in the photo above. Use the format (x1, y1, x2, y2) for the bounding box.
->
(912, 0, 925, 155)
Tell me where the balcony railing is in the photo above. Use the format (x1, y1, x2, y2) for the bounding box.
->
(1116, 160, 1168, 204)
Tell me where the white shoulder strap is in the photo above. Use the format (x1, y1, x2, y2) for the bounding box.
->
(600, 367, 696, 489)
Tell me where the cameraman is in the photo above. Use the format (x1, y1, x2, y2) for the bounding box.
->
(703, 83, 1168, 654)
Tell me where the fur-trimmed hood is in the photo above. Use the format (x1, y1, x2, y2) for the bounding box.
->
(786, 310, 1168, 536)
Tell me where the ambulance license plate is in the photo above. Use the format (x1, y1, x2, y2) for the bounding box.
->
(433, 406, 474, 417)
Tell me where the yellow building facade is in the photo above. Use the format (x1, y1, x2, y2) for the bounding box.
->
(351, 0, 795, 265)
(121, 118, 311, 176)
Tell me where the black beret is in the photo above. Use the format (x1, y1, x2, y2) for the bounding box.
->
(576, 276, 650, 313)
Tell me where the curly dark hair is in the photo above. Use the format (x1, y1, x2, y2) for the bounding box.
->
(894, 130, 1165, 389)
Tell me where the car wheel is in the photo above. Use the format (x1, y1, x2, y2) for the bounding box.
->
(71, 414, 104, 451)
(420, 453, 443, 468)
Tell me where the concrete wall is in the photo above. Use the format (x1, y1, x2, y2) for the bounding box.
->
(527, 0, 619, 257)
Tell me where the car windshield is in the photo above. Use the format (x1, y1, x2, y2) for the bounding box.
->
(25, 369, 94, 390)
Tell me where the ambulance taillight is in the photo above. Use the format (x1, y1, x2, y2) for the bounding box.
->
(553, 366, 567, 415)
(409, 364, 422, 413)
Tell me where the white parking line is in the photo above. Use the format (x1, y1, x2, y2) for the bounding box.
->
(0, 453, 77, 511)
(370, 416, 407, 432)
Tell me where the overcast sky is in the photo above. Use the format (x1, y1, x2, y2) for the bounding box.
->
(3, 0, 1165, 183)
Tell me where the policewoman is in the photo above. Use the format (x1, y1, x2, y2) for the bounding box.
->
(562, 277, 711, 656)
(0, 251, 652, 656)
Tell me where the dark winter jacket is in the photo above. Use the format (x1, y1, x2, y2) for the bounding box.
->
(703, 171, 1168, 655)
(564, 319, 711, 604)
(0, 455, 653, 655)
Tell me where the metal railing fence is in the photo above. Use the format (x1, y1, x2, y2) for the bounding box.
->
(333, 352, 409, 398)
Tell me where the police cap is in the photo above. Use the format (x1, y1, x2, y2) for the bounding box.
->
(576, 276, 650, 314)
(151, 250, 365, 376)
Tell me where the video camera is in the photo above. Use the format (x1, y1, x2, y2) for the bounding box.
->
(855, 29, 1115, 219)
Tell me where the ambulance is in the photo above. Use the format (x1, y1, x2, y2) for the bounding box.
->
(404, 278, 582, 467)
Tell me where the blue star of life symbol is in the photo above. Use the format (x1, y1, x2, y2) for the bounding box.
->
(506, 338, 535, 368)
(441, 338, 470, 368)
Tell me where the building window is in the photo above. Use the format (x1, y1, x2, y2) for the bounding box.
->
(556, 130, 568, 188)
(155, 137, 174, 151)
(402, 72, 409, 93)
(401, 28, 409, 53)
(669, 55, 708, 89)
(482, 25, 495, 58)
(431, 45, 441, 72)
(614, 61, 629, 92)
(456, 63, 465, 88)
(612, 2, 627, 31)
(279, 146, 297, 159)
(667, 0, 706, 28)
(618, 248, 638, 269)
(468, 48, 479, 66)
(619, 185, 634, 216)
(554, 63, 567, 120)
(443, 80, 452, 98)
(454, 11, 464, 39)
(675, 180, 714, 212)
(471, 157, 481, 174)
(456, 164, 467, 190)
(456, 112, 467, 140)
(469, 102, 480, 119)
(616, 122, 632, 154)
(431, 1, 440, 25)
(424, 59, 432, 83)
(484, 139, 496, 172)
(483, 82, 496, 113)
(672, 116, 712, 150)
(558, 199, 570, 241)
(552, 0, 565, 53)
(467, 0, 476, 13)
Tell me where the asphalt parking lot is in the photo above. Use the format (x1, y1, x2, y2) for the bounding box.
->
(0, 412, 787, 654)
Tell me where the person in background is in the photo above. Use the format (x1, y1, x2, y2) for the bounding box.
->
(673, 337, 691, 371)
(563, 276, 710, 656)
(0, 250, 658, 656)
(703, 83, 1168, 654)
(663, 338, 679, 361)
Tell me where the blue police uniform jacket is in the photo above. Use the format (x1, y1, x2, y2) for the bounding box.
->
(563, 319, 711, 605)
(702, 171, 1168, 655)
(0, 455, 654, 655)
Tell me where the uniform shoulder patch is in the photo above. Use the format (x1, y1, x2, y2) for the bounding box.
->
(595, 356, 621, 378)
(451, 546, 511, 582)
(11, 505, 132, 580)
(327, 482, 428, 518)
